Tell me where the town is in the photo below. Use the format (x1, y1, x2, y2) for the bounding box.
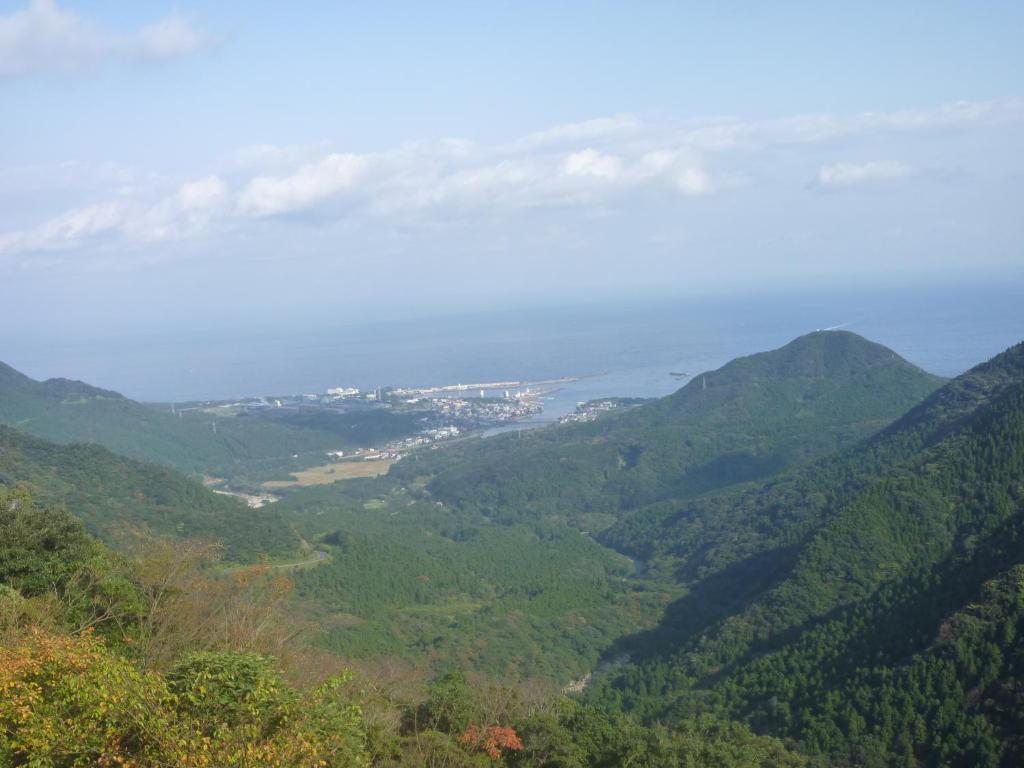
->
(181, 376, 583, 467)
(558, 398, 624, 424)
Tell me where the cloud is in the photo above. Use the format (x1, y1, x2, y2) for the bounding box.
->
(517, 115, 644, 149)
(817, 161, 912, 187)
(0, 98, 1018, 262)
(675, 100, 1023, 151)
(674, 166, 715, 195)
(133, 14, 208, 60)
(226, 143, 333, 174)
(0, 0, 210, 79)
(176, 176, 229, 214)
(135, 176, 229, 240)
(0, 175, 230, 256)
(237, 154, 369, 217)
(233, 137, 716, 220)
(563, 149, 625, 180)
(0, 200, 128, 254)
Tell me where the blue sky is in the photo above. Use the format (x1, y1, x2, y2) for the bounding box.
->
(1, 1, 1022, 340)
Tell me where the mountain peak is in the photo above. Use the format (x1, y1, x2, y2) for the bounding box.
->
(689, 330, 935, 390)
(0, 361, 35, 389)
(764, 330, 913, 375)
(0, 361, 124, 401)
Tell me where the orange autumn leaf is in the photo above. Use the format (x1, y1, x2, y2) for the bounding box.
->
(459, 723, 524, 760)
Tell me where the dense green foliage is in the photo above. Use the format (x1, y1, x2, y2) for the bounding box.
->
(581, 342, 1024, 766)
(286, 332, 934, 678)
(509, 707, 804, 767)
(392, 331, 943, 531)
(0, 486, 143, 634)
(0, 629, 370, 767)
(0, 488, 806, 767)
(280, 480, 665, 680)
(0, 424, 299, 561)
(286, 331, 1024, 766)
(0, 490, 368, 766)
(395, 672, 804, 767)
(0, 361, 420, 483)
(6, 330, 1024, 766)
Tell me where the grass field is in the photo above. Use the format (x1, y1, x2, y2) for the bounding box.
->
(262, 458, 394, 489)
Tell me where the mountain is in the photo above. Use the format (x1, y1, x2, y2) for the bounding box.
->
(4, 332, 1018, 766)
(0, 424, 299, 561)
(392, 331, 945, 529)
(0, 361, 420, 484)
(588, 341, 1024, 766)
(0, 480, 808, 767)
(257, 332, 945, 685)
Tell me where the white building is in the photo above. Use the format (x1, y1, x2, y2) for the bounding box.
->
(326, 387, 360, 398)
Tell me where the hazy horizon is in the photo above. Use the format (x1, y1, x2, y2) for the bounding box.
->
(2, 1, 1023, 348)
(4, 277, 1022, 404)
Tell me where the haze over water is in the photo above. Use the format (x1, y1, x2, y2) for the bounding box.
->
(4, 279, 1022, 420)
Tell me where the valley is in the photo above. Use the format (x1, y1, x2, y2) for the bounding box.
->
(4, 6, 1021, 763)
(3, 330, 1024, 766)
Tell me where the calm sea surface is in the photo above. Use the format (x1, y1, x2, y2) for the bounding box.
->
(5, 283, 1023, 427)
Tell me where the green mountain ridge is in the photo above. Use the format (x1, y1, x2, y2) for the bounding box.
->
(665, 329, 927, 393)
(588, 341, 1024, 766)
(0, 360, 419, 483)
(4, 332, 1022, 766)
(394, 331, 945, 530)
(0, 423, 299, 561)
(267, 331, 948, 686)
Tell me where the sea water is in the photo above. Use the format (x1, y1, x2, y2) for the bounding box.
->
(4, 281, 1022, 421)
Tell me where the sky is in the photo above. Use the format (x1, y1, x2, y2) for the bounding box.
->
(1, 0, 1023, 342)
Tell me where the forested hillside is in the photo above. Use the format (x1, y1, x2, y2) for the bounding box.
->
(0, 486, 806, 767)
(392, 331, 944, 530)
(586, 341, 1024, 767)
(280, 478, 649, 681)
(0, 424, 299, 561)
(4, 333, 1022, 766)
(0, 361, 419, 482)
(269, 333, 946, 685)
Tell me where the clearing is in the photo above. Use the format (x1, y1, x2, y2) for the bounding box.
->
(262, 458, 395, 489)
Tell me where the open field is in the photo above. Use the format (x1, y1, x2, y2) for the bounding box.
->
(222, 550, 330, 574)
(262, 458, 395, 489)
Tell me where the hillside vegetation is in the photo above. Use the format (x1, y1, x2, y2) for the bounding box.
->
(5, 331, 1024, 765)
(584, 341, 1024, 766)
(0, 487, 805, 767)
(271, 333, 946, 685)
(0, 361, 419, 483)
(0, 424, 300, 561)
(394, 331, 944, 531)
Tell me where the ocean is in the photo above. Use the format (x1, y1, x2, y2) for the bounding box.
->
(5, 281, 1023, 427)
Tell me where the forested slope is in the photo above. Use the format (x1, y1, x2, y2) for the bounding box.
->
(4, 333, 1020, 765)
(589, 341, 1024, 767)
(268, 332, 946, 687)
(392, 331, 944, 530)
(0, 361, 419, 481)
(0, 424, 299, 561)
(0, 486, 807, 767)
